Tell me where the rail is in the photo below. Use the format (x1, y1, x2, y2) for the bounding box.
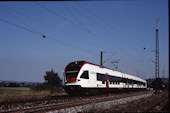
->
(1, 91, 153, 113)
(140, 96, 169, 113)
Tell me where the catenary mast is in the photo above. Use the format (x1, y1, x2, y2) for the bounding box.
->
(155, 18, 160, 78)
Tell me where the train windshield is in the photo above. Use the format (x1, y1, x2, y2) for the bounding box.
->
(65, 61, 85, 79)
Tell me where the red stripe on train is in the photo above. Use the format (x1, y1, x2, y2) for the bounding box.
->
(66, 77, 77, 82)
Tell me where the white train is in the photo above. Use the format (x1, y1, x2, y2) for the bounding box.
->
(64, 61, 147, 95)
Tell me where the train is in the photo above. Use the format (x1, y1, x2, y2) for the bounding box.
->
(64, 61, 147, 95)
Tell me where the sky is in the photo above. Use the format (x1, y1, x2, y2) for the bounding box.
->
(0, 0, 169, 83)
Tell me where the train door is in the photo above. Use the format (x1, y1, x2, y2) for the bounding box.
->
(132, 80, 133, 88)
(122, 73, 126, 88)
(105, 73, 109, 88)
(89, 70, 96, 87)
(127, 78, 129, 88)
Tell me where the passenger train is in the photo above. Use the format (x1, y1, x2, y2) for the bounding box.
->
(64, 61, 147, 95)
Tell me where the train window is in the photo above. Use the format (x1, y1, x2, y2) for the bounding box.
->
(80, 71, 89, 79)
(97, 73, 102, 81)
(102, 74, 105, 84)
(122, 78, 126, 83)
(133, 80, 137, 84)
(97, 73, 105, 84)
(129, 79, 132, 85)
(97, 73, 105, 81)
(65, 71, 78, 78)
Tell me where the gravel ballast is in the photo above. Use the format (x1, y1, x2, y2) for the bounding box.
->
(47, 91, 154, 113)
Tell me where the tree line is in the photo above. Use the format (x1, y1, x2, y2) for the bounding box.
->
(0, 69, 63, 94)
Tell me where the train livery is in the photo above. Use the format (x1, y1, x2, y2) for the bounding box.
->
(64, 61, 147, 95)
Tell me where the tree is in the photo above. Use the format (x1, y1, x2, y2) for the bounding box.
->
(8, 82, 19, 87)
(151, 78, 164, 90)
(44, 69, 62, 93)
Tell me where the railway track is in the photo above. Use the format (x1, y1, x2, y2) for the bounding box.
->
(140, 95, 169, 113)
(0, 90, 153, 113)
(101, 90, 169, 113)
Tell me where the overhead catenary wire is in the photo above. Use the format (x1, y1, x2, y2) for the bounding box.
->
(75, 1, 145, 50)
(0, 17, 44, 36)
(73, 2, 151, 60)
(0, 4, 48, 26)
(0, 5, 41, 34)
(34, 2, 110, 49)
(62, 3, 146, 73)
(72, 2, 154, 75)
(0, 17, 98, 56)
(41, 3, 149, 75)
(63, 3, 144, 57)
(1, 3, 114, 57)
(61, 2, 151, 75)
(0, 4, 110, 52)
(34, 2, 92, 35)
(0, 2, 154, 78)
(61, 2, 91, 34)
(103, 52, 117, 64)
(34, 2, 118, 53)
(61, 3, 116, 53)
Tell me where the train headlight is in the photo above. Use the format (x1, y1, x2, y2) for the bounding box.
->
(76, 79, 81, 81)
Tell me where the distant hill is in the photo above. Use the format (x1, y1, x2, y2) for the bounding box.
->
(0, 80, 42, 85)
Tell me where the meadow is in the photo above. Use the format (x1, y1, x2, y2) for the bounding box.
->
(0, 87, 66, 101)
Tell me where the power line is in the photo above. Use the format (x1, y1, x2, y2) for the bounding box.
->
(47, 36, 98, 56)
(61, 2, 91, 34)
(34, 2, 90, 34)
(74, 2, 151, 61)
(103, 52, 117, 64)
(1, 3, 153, 78)
(34, 2, 117, 52)
(74, 2, 154, 77)
(0, 17, 43, 36)
(0, 5, 41, 34)
(0, 3, 110, 53)
(65, 3, 143, 58)
(0, 4, 48, 26)
(0, 17, 98, 56)
(73, 2, 154, 76)
(76, 1, 145, 50)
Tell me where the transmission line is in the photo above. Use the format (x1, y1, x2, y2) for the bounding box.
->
(74, 2, 153, 75)
(76, 1, 145, 50)
(61, 2, 91, 34)
(0, 5, 41, 34)
(34, 2, 116, 52)
(1, 2, 153, 77)
(0, 17, 43, 36)
(0, 17, 98, 56)
(0, 3, 111, 53)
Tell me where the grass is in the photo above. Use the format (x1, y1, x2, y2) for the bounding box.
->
(0, 87, 31, 95)
(0, 87, 66, 101)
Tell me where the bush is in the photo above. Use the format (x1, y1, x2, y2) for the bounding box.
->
(8, 83, 20, 87)
(31, 69, 63, 94)
(30, 83, 48, 91)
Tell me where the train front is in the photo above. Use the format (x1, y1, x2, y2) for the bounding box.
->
(64, 61, 85, 95)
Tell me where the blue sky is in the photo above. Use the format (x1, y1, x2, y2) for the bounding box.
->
(0, 0, 169, 82)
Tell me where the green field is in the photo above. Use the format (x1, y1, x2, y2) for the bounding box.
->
(0, 87, 31, 95)
(0, 87, 66, 101)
